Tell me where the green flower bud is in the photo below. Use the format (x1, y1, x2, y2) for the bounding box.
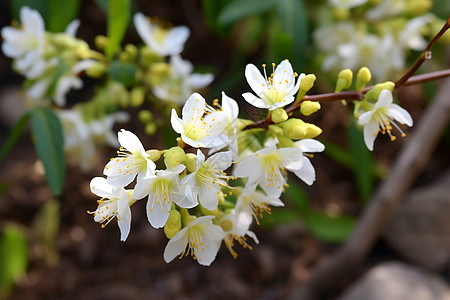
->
(281, 118, 307, 140)
(138, 110, 153, 123)
(146, 149, 163, 162)
(220, 219, 233, 232)
(85, 62, 107, 78)
(356, 67, 372, 91)
(164, 146, 186, 169)
(139, 47, 161, 66)
(124, 44, 138, 61)
(365, 81, 395, 102)
(405, 0, 432, 15)
(95, 35, 109, 51)
(303, 123, 322, 139)
(145, 123, 157, 135)
(335, 69, 353, 92)
(300, 74, 316, 93)
(333, 7, 350, 21)
(164, 210, 182, 239)
(271, 108, 289, 123)
(185, 153, 197, 173)
(300, 101, 321, 116)
(130, 87, 145, 107)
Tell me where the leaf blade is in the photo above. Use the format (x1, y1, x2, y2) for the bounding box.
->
(30, 109, 66, 196)
(106, 0, 131, 58)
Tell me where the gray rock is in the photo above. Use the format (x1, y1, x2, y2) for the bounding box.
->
(384, 173, 450, 272)
(339, 262, 450, 300)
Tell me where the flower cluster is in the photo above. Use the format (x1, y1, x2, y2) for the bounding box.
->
(314, 0, 447, 80)
(89, 60, 328, 265)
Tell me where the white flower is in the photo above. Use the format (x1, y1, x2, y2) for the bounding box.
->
(152, 55, 214, 104)
(233, 145, 304, 198)
(89, 177, 134, 241)
(235, 183, 284, 225)
(242, 60, 304, 111)
(219, 209, 259, 259)
(329, 0, 368, 8)
(292, 139, 325, 185)
(133, 165, 195, 228)
(171, 93, 229, 148)
(134, 12, 190, 56)
(181, 150, 233, 210)
(54, 59, 96, 106)
(1, 6, 47, 79)
(358, 89, 413, 151)
(104, 129, 156, 188)
(163, 215, 225, 266)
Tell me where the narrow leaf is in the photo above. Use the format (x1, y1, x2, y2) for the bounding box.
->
(0, 113, 30, 164)
(283, 180, 309, 213)
(47, 0, 81, 32)
(303, 211, 356, 242)
(30, 109, 66, 196)
(0, 224, 28, 294)
(106, 0, 130, 58)
(218, 0, 276, 26)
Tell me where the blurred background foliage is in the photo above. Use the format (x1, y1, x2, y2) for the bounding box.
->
(0, 0, 449, 297)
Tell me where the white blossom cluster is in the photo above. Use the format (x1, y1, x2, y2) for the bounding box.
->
(315, 0, 442, 80)
(89, 60, 326, 265)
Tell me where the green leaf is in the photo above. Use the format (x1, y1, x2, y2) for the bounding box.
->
(108, 60, 137, 87)
(47, 0, 81, 32)
(347, 120, 375, 203)
(32, 199, 60, 265)
(10, 0, 48, 21)
(303, 211, 356, 242)
(106, 0, 130, 58)
(274, 0, 308, 69)
(30, 109, 66, 196)
(0, 224, 28, 294)
(10, 0, 81, 33)
(322, 141, 355, 170)
(0, 113, 30, 164)
(201, 0, 233, 36)
(283, 180, 309, 213)
(260, 208, 301, 228)
(218, 0, 277, 26)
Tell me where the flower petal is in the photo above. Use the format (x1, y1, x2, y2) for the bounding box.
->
(293, 156, 316, 185)
(388, 104, 413, 127)
(118, 129, 145, 154)
(245, 63, 267, 95)
(90, 177, 114, 198)
(363, 121, 378, 151)
(242, 92, 270, 109)
(117, 192, 132, 241)
(163, 228, 189, 263)
(146, 195, 170, 228)
(182, 93, 206, 121)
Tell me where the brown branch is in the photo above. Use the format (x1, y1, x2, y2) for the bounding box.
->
(288, 78, 450, 299)
(395, 16, 450, 88)
(243, 69, 450, 130)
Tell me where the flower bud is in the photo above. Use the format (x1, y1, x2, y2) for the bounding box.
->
(356, 67, 372, 91)
(220, 219, 233, 232)
(130, 86, 145, 107)
(164, 210, 182, 239)
(365, 81, 395, 101)
(335, 69, 353, 92)
(300, 100, 321, 116)
(281, 118, 308, 140)
(138, 110, 153, 123)
(145, 123, 157, 135)
(124, 44, 138, 61)
(333, 7, 350, 21)
(85, 62, 107, 78)
(185, 153, 197, 173)
(271, 108, 288, 123)
(164, 146, 186, 169)
(300, 74, 316, 93)
(95, 35, 109, 51)
(303, 123, 322, 139)
(139, 47, 161, 66)
(146, 149, 163, 162)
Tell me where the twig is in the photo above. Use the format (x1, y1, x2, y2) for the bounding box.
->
(395, 16, 450, 88)
(243, 69, 450, 130)
(288, 78, 450, 299)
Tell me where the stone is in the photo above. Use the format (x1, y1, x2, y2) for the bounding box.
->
(339, 262, 450, 300)
(384, 172, 450, 272)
